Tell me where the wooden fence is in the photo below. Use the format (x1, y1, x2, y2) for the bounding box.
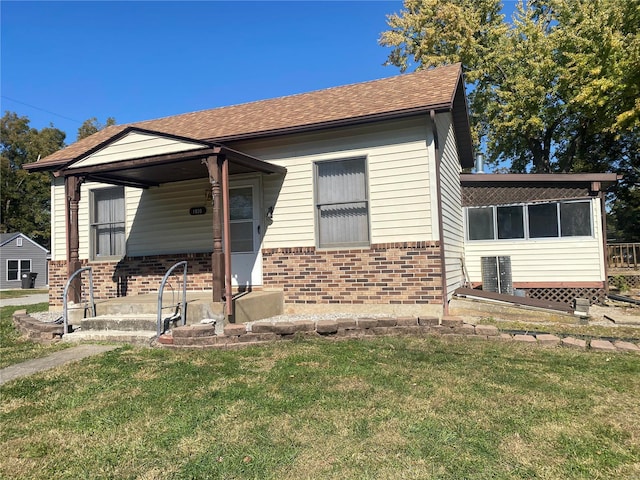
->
(607, 243, 639, 270)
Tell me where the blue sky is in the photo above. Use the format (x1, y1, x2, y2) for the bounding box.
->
(2, 1, 407, 143)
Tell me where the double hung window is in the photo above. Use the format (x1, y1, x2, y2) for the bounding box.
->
(91, 187, 125, 259)
(7, 260, 31, 281)
(315, 158, 369, 248)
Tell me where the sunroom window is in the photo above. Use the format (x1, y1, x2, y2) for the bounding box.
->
(528, 203, 559, 238)
(467, 200, 592, 241)
(560, 202, 591, 237)
(497, 205, 525, 239)
(467, 207, 494, 240)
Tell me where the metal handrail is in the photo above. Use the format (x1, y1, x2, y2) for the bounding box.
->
(157, 261, 188, 337)
(63, 266, 95, 336)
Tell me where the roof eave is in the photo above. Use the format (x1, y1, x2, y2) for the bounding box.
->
(450, 69, 475, 169)
(460, 173, 622, 189)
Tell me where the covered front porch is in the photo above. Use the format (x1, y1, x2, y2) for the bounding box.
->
(56, 288, 284, 344)
(41, 127, 286, 319)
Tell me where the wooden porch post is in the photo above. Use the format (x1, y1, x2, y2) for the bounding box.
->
(65, 175, 84, 304)
(203, 155, 225, 302)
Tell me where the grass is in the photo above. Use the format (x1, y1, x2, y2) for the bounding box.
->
(476, 317, 640, 342)
(0, 289, 49, 300)
(0, 303, 71, 369)
(1, 336, 639, 479)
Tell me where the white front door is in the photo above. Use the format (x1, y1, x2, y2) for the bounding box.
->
(229, 178, 262, 288)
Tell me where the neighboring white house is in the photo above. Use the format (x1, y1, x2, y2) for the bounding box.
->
(25, 63, 474, 317)
(0, 233, 49, 290)
(460, 173, 619, 304)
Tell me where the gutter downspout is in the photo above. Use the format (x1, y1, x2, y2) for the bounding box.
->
(430, 110, 449, 316)
(221, 155, 234, 318)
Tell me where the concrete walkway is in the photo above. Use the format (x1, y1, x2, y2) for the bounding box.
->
(0, 293, 49, 306)
(0, 345, 119, 386)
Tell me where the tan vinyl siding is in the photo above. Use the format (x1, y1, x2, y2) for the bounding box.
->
(125, 178, 213, 256)
(238, 117, 436, 248)
(261, 162, 315, 247)
(436, 113, 465, 300)
(52, 117, 440, 259)
(70, 131, 207, 168)
(464, 199, 605, 283)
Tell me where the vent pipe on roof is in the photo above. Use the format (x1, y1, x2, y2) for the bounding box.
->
(475, 152, 485, 174)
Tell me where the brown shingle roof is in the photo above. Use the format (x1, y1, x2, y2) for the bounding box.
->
(29, 63, 465, 168)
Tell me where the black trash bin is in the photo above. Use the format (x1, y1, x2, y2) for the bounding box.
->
(21, 272, 38, 289)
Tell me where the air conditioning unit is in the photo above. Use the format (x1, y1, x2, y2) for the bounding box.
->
(481, 256, 513, 295)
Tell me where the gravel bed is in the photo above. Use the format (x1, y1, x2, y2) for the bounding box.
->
(246, 312, 391, 327)
(29, 310, 64, 323)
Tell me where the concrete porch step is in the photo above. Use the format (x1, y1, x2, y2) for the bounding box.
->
(233, 290, 284, 324)
(62, 329, 156, 346)
(80, 314, 158, 332)
(92, 292, 225, 324)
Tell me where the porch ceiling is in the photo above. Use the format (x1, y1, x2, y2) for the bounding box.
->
(78, 150, 283, 188)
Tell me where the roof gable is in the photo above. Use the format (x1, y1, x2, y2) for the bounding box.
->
(69, 128, 211, 170)
(0, 233, 49, 252)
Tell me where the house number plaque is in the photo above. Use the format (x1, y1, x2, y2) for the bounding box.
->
(190, 207, 207, 215)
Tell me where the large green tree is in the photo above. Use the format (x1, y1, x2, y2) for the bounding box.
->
(380, 0, 639, 239)
(77, 116, 116, 141)
(380, 0, 639, 172)
(1, 112, 66, 248)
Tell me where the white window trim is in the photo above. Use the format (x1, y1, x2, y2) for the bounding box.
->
(465, 199, 594, 242)
(6, 259, 32, 282)
(90, 186, 126, 261)
(313, 156, 371, 250)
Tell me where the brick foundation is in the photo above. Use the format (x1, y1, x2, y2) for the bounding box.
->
(48, 242, 445, 310)
(48, 253, 214, 307)
(262, 241, 443, 307)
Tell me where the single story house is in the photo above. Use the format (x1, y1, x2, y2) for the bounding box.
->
(460, 173, 619, 304)
(0, 233, 49, 289)
(24, 63, 474, 317)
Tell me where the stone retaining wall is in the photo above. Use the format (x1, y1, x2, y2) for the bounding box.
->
(12, 311, 640, 354)
(12, 310, 64, 343)
(159, 316, 640, 354)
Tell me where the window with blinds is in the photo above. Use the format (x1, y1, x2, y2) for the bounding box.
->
(91, 187, 125, 259)
(315, 157, 369, 248)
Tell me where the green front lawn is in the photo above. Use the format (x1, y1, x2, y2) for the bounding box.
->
(1, 336, 639, 479)
(0, 304, 71, 369)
